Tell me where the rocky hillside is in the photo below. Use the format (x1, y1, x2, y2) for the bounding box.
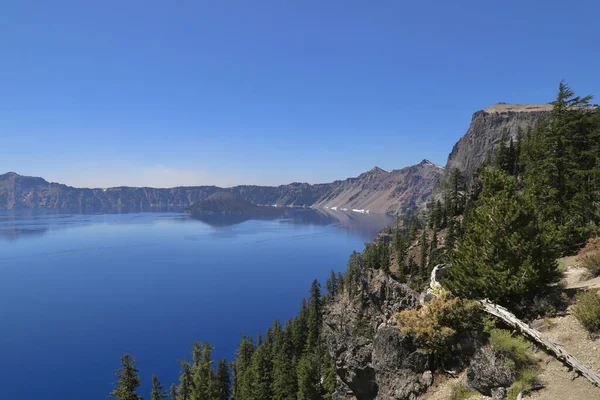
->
(444, 103, 552, 180)
(323, 269, 431, 400)
(0, 160, 442, 214)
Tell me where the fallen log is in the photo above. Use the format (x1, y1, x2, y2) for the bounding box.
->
(479, 299, 600, 388)
(428, 264, 600, 389)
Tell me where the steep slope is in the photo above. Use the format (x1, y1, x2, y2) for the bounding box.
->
(444, 103, 552, 180)
(0, 161, 443, 214)
(312, 160, 443, 214)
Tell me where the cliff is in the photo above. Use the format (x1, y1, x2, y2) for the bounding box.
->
(444, 104, 552, 180)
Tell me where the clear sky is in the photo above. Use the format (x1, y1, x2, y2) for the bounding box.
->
(1, 1, 599, 188)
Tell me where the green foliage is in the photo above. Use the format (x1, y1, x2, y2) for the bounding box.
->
(449, 383, 478, 400)
(215, 359, 230, 400)
(445, 167, 560, 308)
(520, 82, 600, 252)
(488, 329, 533, 366)
(573, 290, 600, 333)
(507, 368, 538, 400)
(396, 294, 484, 357)
(109, 354, 142, 400)
(151, 375, 168, 400)
(581, 252, 600, 277)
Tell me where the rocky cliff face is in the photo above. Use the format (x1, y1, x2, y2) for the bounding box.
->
(0, 161, 442, 214)
(323, 269, 434, 400)
(444, 104, 552, 180)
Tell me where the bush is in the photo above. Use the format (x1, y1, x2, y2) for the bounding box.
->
(489, 329, 534, 366)
(507, 368, 538, 400)
(450, 383, 478, 400)
(572, 290, 600, 333)
(580, 252, 600, 277)
(395, 293, 483, 356)
(488, 330, 538, 400)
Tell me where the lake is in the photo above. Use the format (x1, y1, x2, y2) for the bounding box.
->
(0, 208, 394, 400)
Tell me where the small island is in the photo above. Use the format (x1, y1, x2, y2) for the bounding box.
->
(186, 191, 280, 216)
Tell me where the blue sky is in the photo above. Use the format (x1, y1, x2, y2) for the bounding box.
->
(1, 0, 599, 188)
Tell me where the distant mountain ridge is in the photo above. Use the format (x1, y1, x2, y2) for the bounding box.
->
(1, 103, 555, 214)
(0, 160, 443, 214)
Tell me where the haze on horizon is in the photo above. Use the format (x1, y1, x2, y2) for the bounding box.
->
(2, 0, 599, 188)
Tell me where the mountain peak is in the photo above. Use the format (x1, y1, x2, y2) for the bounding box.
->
(368, 166, 387, 174)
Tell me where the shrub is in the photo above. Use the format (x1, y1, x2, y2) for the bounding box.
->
(449, 383, 478, 400)
(488, 329, 534, 366)
(572, 290, 600, 333)
(395, 293, 483, 356)
(580, 252, 600, 277)
(488, 330, 538, 400)
(507, 368, 538, 400)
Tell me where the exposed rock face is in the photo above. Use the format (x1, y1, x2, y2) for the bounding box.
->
(323, 269, 432, 400)
(467, 346, 518, 396)
(0, 160, 442, 213)
(444, 104, 551, 180)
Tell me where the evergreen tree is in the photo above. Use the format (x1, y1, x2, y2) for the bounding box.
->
(231, 334, 254, 400)
(336, 272, 344, 294)
(306, 279, 322, 350)
(296, 350, 322, 400)
(419, 230, 428, 277)
(169, 384, 177, 400)
(445, 167, 560, 307)
(272, 326, 298, 400)
(215, 359, 230, 400)
(428, 230, 439, 274)
(151, 375, 168, 400)
(380, 244, 390, 273)
(109, 354, 142, 400)
(248, 337, 273, 400)
(325, 270, 338, 298)
(176, 360, 194, 400)
(191, 342, 214, 400)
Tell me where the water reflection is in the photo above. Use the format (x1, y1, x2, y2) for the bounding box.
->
(0, 208, 395, 242)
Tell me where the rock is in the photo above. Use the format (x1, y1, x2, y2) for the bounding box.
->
(372, 326, 431, 400)
(323, 269, 425, 399)
(467, 346, 518, 396)
(420, 371, 434, 387)
(444, 106, 551, 182)
(491, 386, 507, 400)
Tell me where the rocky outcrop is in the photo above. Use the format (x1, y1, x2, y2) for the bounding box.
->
(323, 269, 433, 400)
(467, 346, 518, 396)
(444, 104, 552, 180)
(0, 160, 442, 213)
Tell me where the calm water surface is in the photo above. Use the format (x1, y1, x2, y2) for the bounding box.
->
(0, 209, 393, 400)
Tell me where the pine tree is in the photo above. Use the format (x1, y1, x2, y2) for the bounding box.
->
(306, 280, 322, 350)
(419, 230, 428, 278)
(215, 359, 230, 400)
(109, 354, 142, 400)
(272, 326, 298, 400)
(445, 167, 560, 308)
(337, 272, 344, 294)
(380, 244, 390, 273)
(231, 334, 254, 400)
(176, 360, 194, 400)
(296, 350, 322, 400)
(151, 375, 168, 400)
(191, 342, 214, 400)
(428, 230, 439, 274)
(169, 384, 177, 400)
(325, 270, 338, 298)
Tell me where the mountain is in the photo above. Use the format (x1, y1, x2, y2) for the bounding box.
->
(0, 160, 443, 214)
(444, 103, 552, 180)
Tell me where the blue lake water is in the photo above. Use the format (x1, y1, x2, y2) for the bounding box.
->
(0, 209, 394, 400)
